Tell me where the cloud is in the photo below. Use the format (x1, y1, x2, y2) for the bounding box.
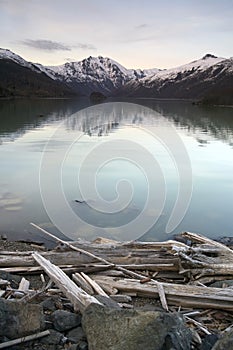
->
(74, 43, 96, 50)
(20, 39, 96, 52)
(0, 192, 23, 211)
(21, 39, 71, 51)
(135, 24, 149, 29)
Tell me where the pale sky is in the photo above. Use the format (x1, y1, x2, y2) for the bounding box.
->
(0, 0, 232, 69)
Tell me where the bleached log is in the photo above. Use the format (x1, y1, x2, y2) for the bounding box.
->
(30, 223, 178, 281)
(185, 316, 211, 335)
(31, 223, 114, 267)
(32, 252, 102, 313)
(156, 281, 169, 311)
(186, 265, 233, 278)
(0, 262, 113, 275)
(181, 232, 233, 253)
(18, 277, 30, 292)
(91, 275, 233, 310)
(80, 272, 109, 297)
(0, 330, 50, 349)
(196, 275, 233, 285)
(119, 263, 176, 271)
(72, 273, 95, 295)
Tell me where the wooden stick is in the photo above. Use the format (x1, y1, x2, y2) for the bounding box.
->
(18, 277, 30, 293)
(30, 223, 114, 267)
(32, 252, 102, 313)
(91, 275, 233, 310)
(30, 223, 163, 281)
(80, 272, 109, 297)
(72, 273, 95, 295)
(0, 330, 50, 349)
(185, 316, 211, 335)
(156, 281, 169, 311)
(181, 232, 233, 253)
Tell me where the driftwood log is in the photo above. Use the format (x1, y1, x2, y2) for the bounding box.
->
(32, 252, 102, 312)
(90, 275, 233, 310)
(1, 229, 233, 312)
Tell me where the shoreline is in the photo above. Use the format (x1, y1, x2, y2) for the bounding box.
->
(1, 231, 233, 349)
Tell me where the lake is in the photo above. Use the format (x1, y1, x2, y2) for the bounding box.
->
(0, 98, 232, 244)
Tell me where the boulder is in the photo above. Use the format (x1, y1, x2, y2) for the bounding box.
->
(78, 341, 88, 350)
(82, 304, 192, 350)
(0, 271, 21, 288)
(40, 329, 64, 345)
(89, 91, 107, 104)
(40, 296, 61, 312)
(67, 326, 86, 343)
(0, 298, 44, 339)
(212, 329, 233, 350)
(51, 310, 81, 332)
(200, 334, 219, 350)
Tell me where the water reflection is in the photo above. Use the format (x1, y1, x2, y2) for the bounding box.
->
(1, 98, 233, 146)
(66, 102, 164, 137)
(0, 98, 91, 144)
(0, 98, 233, 242)
(132, 99, 233, 146)
(65, 99, 233, 147)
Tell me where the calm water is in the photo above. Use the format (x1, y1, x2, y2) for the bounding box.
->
(0, 98, 232, 244)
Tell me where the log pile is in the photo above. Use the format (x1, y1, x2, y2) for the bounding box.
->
(1, 225, 233, 348)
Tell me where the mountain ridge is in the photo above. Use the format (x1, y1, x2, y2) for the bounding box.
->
(0, 48, 76, 98)
(0, 48, 232, 104)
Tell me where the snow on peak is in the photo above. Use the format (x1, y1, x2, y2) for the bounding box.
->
(46, 56, 160, 88)
(0, 48, 28, 66)
(143, 54, 226, 84)
(0, 48, 40, 72)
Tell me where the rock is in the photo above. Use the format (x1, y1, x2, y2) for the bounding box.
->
(78, 341, 88, 350)
(40, 296, 61, 312)
(200, 334, 219, 350)
(89, 91, 107, 104)
(95, 295, 121, 309)
(82, 304, 192, 350)
(110, 295, 132, 303)
(215, 236, 233, 247)
(51, 310, 81, 332)
(67, 345, 78, 350)
(63, 302, 74, 312)
(67, 326, 86, 343)
(0, 271, 21, 288)
(40, 329, 64, 345)
(211, 329, 233, 349)
(0, 298, 44, 339)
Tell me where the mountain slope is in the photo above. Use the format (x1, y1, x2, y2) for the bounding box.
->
(115, 55, 231, 98)
(0, 49, 76, 97)
(46, 56, 160, 95)
(0, 49, 232, 104)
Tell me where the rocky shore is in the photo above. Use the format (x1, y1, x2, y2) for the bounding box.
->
(1, 231, 233, 349)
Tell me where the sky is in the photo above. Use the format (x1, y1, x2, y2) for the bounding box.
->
(0, 0, 233, 69)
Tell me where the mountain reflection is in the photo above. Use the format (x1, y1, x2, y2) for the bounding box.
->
(0, 98, 233, 146)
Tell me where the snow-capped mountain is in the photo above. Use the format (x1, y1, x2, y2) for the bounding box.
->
(117, 54, 233, 101)
(143, 54, 225, 84)
(0, 48, 40, 72)
(0, 48, 75, 97)
(0, 48, 232, 103)
(45, 56, 160, 95)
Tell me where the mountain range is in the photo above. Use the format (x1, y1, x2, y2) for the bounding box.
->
(0, 48, 232, 104)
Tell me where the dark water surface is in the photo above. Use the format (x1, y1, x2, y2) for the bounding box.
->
(0, 98, 232, 244)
